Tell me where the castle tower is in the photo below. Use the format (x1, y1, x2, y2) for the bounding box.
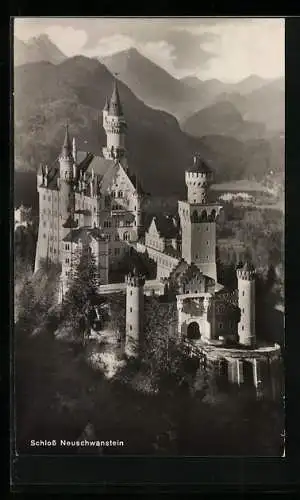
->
(132, 186, 143, 241)
(178, 155, 222, 282)
(59, 124, 75, 221)
(237, 261, 256, 347)
(125, 267, 145, 358)
(102, 79, 127, 161)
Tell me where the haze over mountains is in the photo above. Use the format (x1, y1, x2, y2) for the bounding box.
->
(14, 36, 284, 197)
(14, 34, 67, 66)
(101, 47, 284, 135)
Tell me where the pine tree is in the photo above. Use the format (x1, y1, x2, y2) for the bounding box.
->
(63, 243, 99, 343)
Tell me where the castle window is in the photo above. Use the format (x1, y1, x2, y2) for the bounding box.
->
(242, 291, 245, 296)
(219, 323, 223, 329)
(43, 233, 46, 238)
(242, 308, 245, 313)
(114, 248, 120, 256)
(65, 258, 70, 264)
(43, 208, 46, 214)
(65, 244, 70, 250)
(130, 307, 132, 312)
(43, 221, 46, 227)
(50, 247, 52, 253)
(53, 249, 56, 254)
(242, 325, 244, 330)
(104, 221, 109, 228)
(118, 191, 123, 198)
(115, 234, 120, 241)
(129, 325, 132, 331)
(123, 232, 129, 241)
(130, 291, 132, 296)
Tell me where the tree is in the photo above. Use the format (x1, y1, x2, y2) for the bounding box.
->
(63, 244, 99, 344)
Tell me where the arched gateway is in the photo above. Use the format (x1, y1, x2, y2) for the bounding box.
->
(187, 321, 201, 340)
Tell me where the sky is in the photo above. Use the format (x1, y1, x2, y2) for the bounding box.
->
(14, 17, 285, 82)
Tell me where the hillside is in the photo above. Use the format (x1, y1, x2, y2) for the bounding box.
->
(14, 34, 66, 66)
(14, 56, 283, 199)
(182, 101, 266, 141)
(101, 48, 200, 120)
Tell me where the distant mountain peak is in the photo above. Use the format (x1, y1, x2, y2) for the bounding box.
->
(14, 33, 66, 66)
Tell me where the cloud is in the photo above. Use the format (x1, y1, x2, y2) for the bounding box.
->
(192, 19, 285, 81)
(85, 34, 134, 58)
(138, 40, 176, 73)
(13, 17, 285, 81)
(45, 26, 88, 56)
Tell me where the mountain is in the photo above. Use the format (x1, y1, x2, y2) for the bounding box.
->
(182, 101, 266, 141)
(232, 74, 270, 95)
(101, 48, 200, 120)
(14, 34, 66, 66)
(14, 56, 283, 200)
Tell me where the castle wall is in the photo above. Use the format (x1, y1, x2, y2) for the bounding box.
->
(35, 186, 60, 271)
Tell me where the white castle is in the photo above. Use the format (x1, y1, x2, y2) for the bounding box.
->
(34, 80, 282, 398)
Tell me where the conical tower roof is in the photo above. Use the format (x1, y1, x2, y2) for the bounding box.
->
(103, 96, 109, 111)
(109, 79, 123, 116)
(187, 154, 212, 174)
(61, 123, 72, 157)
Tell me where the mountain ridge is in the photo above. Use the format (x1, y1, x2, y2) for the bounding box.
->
(14, 34, 67, 66)
(14, 55, 284, 198)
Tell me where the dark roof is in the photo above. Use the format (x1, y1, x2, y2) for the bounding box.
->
(164, 245, 181, 258)
(61, 124, 72, 158)
(103, 97, 109, 111)
(186, 155, 212, 174)
(62, 226, 107, 243)
(108, 80, 123, 116)
(170, 261, 215, 290)
(154, 214, 178, 239)
(62, 215, 78, 229)
(243, 261, 255, 272)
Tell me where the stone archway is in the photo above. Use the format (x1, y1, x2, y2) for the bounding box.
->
(187, 321, 201, 340)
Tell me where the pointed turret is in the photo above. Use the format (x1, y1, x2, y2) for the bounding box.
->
(109, 79, 123, 116)
(102, 79, 127, 160)
(103, 96, 109, 112)
(61, 123, 72, 159)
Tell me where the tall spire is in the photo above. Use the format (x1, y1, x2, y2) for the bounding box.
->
(109, 78, 123, 116)
(61, 122, 72, 157)
(103, 96, 109, 112)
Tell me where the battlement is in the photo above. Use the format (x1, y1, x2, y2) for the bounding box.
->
(126, 272, 146, 288)
(237, 262, 256, 281)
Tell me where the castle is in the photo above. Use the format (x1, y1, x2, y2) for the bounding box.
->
(34, 80, 282, 399)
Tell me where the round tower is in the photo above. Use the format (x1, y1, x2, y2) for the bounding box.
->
(125, 267, 145, 358)
(59, 124, 76, 228)
(59, 123, 74, 182)
(102, 79, 127, 160)
(185, 154, 214, 204)
(237, 261, 256, 347)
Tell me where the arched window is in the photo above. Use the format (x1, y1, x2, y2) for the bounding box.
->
(123, 232, 129, 241)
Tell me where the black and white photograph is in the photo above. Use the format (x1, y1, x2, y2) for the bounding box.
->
(13, 17, 285, 457)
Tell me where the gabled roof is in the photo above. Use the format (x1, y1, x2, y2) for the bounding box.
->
(62, 226, 107, 243)
(153, 214, 178, 239)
